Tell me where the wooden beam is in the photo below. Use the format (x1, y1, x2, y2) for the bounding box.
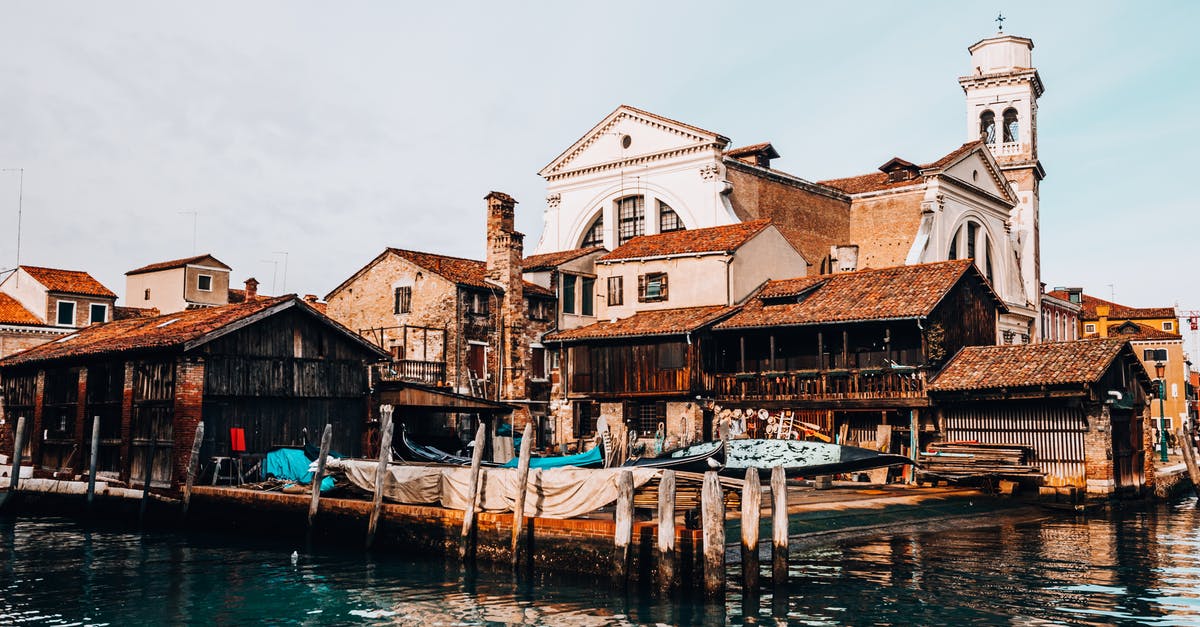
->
(656, 469, 677, 593)
(771, 466, 788, 587)
(510, 423, 534, 569)
(87, 416, 101, 511)
(459, 424, 487, 562)
(365, 418, 394, 549)
(181, 422, 204, 518)
(741, 467, 761, 593)
(307, 423, 333, 529)
(702, 470, 725, 599)
(614, 469, 634, 586)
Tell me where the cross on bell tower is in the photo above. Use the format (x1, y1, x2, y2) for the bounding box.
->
(995, 12, 1005, 32)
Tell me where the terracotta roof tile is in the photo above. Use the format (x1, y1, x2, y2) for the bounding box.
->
(1046, 291, 1177, 322)
(387, 249, 554, 297)
(716, 260, 997, 330)
(113, 306, 159, 320)
(545, 305, 738, 342)
(726, 142, 779, 159)
(0, 293, 41, 326)
(930, 338, 1131, 392)
(126, 254, 231, 276)
(599, 220, 772, 262)
(21, 266, 116, 298)
(522, 247, 605, 272)
(818, 142, 981, 195)
(1105, 321, 1180, 341)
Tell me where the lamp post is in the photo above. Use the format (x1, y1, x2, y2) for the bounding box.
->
(1155, 361, 1168, 463)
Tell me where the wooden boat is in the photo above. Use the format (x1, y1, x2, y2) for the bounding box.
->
(667, 438, 915, 477)
(620, 439, 726, 474)
(397, 425, 604, 469)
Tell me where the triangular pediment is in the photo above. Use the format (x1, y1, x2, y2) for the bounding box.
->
(928, 144, 1017, 204)
(539, 105, 729, 178)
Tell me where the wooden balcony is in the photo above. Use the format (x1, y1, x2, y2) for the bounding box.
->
(373, 360, 447, 386)
(709, 367, 930, 408)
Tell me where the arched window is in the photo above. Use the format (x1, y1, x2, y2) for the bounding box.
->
(949, 219, 995, 284)
(616, 195, 645, 245)
(659, 202, 684, 233)
(979, 110, 996, 144)
(581, 213, 604, 247)
(1002, 108, 1018, 143)
(948, 227, 959, 260)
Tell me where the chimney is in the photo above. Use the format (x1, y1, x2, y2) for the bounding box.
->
(1096, 304, 1109, 338)
(244, 277, 259, 301)
(304, 294, 319, 304)
(484, 191, 528, 404)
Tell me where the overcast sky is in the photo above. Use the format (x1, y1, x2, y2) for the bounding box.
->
(2, 2, 1197, 324)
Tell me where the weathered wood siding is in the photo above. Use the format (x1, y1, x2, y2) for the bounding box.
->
(567, 340, 695, 398)
(928, 275, 997, 365)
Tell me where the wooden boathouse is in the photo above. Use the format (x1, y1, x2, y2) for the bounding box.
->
(0, 295, 388, 489)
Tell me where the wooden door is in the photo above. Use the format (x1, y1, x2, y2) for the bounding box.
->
(129, 362, 175, 487)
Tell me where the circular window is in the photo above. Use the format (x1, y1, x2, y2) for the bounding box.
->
(621, 134, 632, 149)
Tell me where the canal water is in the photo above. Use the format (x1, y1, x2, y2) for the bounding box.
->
(2, 498, 1198, 626)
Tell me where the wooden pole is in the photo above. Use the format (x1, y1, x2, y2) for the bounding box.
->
(771, 465, 788, 586)
(139, 439, 157, 526)
(701, 470, 725, 598)
(459, 424, 487, 562)
(1179, 427, 1200, 495)
(510, 422, 533, 568)
(613, 469, 634, 586)
(7, 416, 26, 492)
(365, 418, 394, 549)
(656, 469, 677, 592)
(741, 467, 761, 593)
(87, 416, 101, 509)
(307, 423, 333, 529)
(180, 422, 204, 518)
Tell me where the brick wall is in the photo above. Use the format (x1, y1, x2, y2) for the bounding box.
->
(847, 189, 927, 270)
(0, 329, 69, 360)
(171, 357, 205, 488)
(1082, 404, 1114, 495)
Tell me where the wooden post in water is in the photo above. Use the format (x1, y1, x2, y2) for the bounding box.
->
(613, 469, 634, 586)
(180, 422, 204, 518)
(741, 467, 762, 593)
(87, 416, 101, 510)
(308, 424, 333, 529)
(656, 469, 677, 592)
(510, 423, 534, 568)
(139, 439, 157, 526)
(1179, 427, 1200, 494)
(701, 470, 725, 598)
(459, 424, 487, 562)
(8, 416, 26, 492)
(771, 465, 788, 586)
(365, 418, 394, 550)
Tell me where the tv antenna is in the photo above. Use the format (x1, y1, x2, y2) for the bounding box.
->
(2, 168, 23, 274)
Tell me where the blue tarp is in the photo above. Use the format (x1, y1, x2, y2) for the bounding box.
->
(264, 448, 336, 492)
(499, 446, 602, 469)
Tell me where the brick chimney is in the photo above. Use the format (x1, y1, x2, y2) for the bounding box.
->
(244, 277, 259, 301)
(484, 191, 528, 405)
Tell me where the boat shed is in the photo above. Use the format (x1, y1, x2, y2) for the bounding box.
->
(928, 338, 1155, 497)
(0, 295, 388, 490)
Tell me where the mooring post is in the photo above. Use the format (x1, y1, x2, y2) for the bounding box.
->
(308, 423, 333, 529)
(613, 469, 634, 586)
(741, 466, 762, 593)
(702, 470, 725, 599)
(510, 423, 534, 568)
(180, 422, 205, 519)
(656, 469, 677, 593)
(771, 465, 788, 586)
(1179, 427, 1200, 495)
(459, 423, 487, 562)
(139, 439, 157, 526)
(87, 416, 101, 510)
(8, 416, 27, 493)
(365, 417, 394, 550)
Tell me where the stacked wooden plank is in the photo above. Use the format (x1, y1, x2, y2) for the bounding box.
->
(919, 441, 1042, 479)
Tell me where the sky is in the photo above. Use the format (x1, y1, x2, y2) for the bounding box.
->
(1, 2, 1198, 334)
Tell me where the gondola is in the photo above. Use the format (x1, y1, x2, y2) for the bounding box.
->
(395, 425, 504, 467)
(666, 438, 915, 477)
(620, 439, 726, 474)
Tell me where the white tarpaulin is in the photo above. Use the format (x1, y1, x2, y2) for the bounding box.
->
(326, 460, 659, 520)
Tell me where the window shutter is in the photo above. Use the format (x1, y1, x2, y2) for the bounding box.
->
(659, 274, 668, 300)
(637, 274, 647, 303)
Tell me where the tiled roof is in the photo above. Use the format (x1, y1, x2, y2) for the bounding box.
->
(1105, 321, 1180, 341)
(930, 338, 1131, 392)
(126, 254, 231, 276)
(523, 247, 605, 272)
(726, 142, 779, 159)
(113, 306, 159, 320)
(0, 293, 41, 326)
(21, 266, 116, 298)
(1046, 291, 1177, 322)
(545, 305, 738, 342)
(818, 142, 981, 195)
(715, 260, 1000, 330)
(387, 249, 554, 297)
(599, 220, 772, 262)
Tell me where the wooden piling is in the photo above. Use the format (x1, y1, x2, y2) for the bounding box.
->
(1180, 427, 1200, 494)
(180, 422, 204, 518)
(7, 416, 26, 492)
(741, 467, 761, 592)
(459, 424, 487, 562)
(510, 423, 534, 568)
(87, 416, 101, 509)
(307, 424, 333, 529)
(613, 469, 634, 585)
(656, 469, 677, 592)
(701, 470, 725, 598)
(139, 439, 157, 525)
(771, 465, 788, 586)
(365, 418, 394, 549)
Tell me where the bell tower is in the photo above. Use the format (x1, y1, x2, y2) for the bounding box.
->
(959, 24, 1045, 330)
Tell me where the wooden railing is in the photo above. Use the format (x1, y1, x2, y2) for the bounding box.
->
(374, 360, 447, 385)
(709, 368, 928, 402)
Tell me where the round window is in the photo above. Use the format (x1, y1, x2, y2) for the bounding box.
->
(621, 134, 632, 149)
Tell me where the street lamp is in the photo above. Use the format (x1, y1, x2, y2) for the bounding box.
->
(1155, 361, 1168, 463)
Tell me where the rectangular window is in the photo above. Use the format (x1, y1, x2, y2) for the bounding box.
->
(528, 298, 550, 321)
(197, 274, 213, 291)
(637, 272, 668, 302)
(144, 288, 151, 301)
(1144, 348, 1168, 362)
(562, 274, 577, 314)
(607, 276, 623, 306)
(1084, 323, 1096, 334)
(89, 303, 107, 324)
(580, 277, 595, 316)
(636, 402, 666, 436)
(531, 346, 546, 379)
(394, 286, 411, 314)
(56, 301, 76, 326)
(467, 292, 488, 316)
(1163, 321, 1175, 332)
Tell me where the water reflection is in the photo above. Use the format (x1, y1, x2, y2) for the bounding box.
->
(0, 498, 1196, 625)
